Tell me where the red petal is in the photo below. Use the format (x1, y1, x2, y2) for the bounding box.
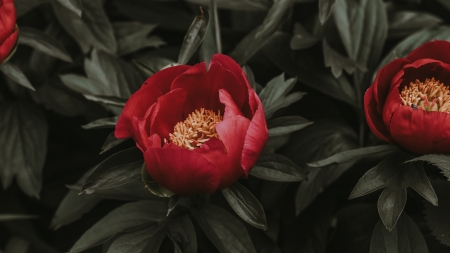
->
(373, 58, 410, 114)
(219, 89, 244, 120)
(115, 65, 190, 139)
(0, 1, 16, 45)
(147, 88, 187, 141)
(389, 107, 450, 154)
(210, 54, 255, 117)
(407, 40, 450, 64)
(240, 100, 268, 176)
(144, 143, 221, 196)
(214, 116, 250, 189)
(131, 116, 148, 152)
(0, 28, 17, 64)
(170, 61, 247, 117)
(364, 86, 393, 143)
(146, 65, 190, 94)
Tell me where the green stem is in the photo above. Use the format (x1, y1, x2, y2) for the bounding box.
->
(354, 71, 365, 147)
(210, 0, 222, 53)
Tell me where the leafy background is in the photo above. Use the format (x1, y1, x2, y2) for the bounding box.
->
(1, 0, 450, 252)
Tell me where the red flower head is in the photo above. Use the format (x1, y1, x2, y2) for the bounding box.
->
(0, 0, 18, 64)
(365, 40, 450, 154)
(115, 54, 268, 196)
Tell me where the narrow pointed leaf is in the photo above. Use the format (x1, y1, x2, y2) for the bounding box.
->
(178, 8, 210, 64)
(167, 196, 180, 216)
(107, 224, 166, 253)
(81, 148, 143, 194)
(251, 152, 307, 182)
(309, 145, 398, 168)
(69, 200, 167, 253)
(100, 132, 128, 154)
(0, 63, 34, 91)
(56, 0, 82, 17)
(370, 213, 428, 253)
(222, 182, 268, 230)
(406, 154, 450, 180)
(0, 214, 37, 221)
(83, 94, 126, 107)
(319, 0, 336, 24)
(132, 59, 156, 76)
(82, 116, 118, 129)
(377, 187, 407, 230)
(268, 116, 312, 136)
(192, 205, 256, 253)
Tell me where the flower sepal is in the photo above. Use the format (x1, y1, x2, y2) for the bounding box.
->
(141, 163, 175, 198)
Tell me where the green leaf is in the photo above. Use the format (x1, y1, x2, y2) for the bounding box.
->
(349, 155, 405, 199)
(107, 224, 166, 253)
(69, 200, 167, 253)
(56, 0, 83, 17)
(377, 26, 450, 72)
(82, 116, 118, 129)
(333, 0, 388, 70)
(251, 152, 307, 182)
(263, 33, 358, 107)
(424, 180, 450, 247)
(323, 39, 358, 78)
(308, 144, 398, 167)
(0, 62, 34, 91)
(242, 65, 262, 94)
(230, 0, 292, 64)
(388, 11, 442, 39)
(60, 74, 100, 95)
(84, 49, 143, 97)
(0, 101, 47, 198)
(290, 22, 318, 50)
(51, 167, 103, 229)
(222, 182, 268, 230)
(18, 27, 72, 62)
(100, 132, 128, 154)
(319, 0, 336, 24)
(52, 0, 116, 53)
(192, 205, 257, 253)
(114, 22, 165, 56)
(258, 73, 304, 119)
(0, 214, 37, 221)
(4, 237, 30, 253)
(280, 120, 358, 215)
(351, 154, 437, 230)
(370, 213, 429, 253)
(132, 59, 156, 76)
(167, 215, 197, 253)
(167, 195, 180, 216)
(377, 187, 407, 231)
(405, 154, 450, 180)
(141, 163, 175, 197)
(76, 179, 158, 201)
(178, 8, 210, 64)
(81, 148, 143, 194)
(83, 94, 126, 107)
(255, 0, 294, 38)
(267, 116, 312, 136)
(186, 0, 270, 11)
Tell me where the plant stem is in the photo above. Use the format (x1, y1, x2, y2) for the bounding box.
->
(211, 0, 222, 53)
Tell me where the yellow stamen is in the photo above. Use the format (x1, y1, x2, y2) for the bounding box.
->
(400, 78, 450, 113)
(169, 108, 222, 150)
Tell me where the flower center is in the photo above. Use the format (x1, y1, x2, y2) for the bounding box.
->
(400, 78, 450, 113)
(169, 108, 222, 150)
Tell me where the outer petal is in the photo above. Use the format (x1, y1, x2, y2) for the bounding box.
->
(144, 143, 221, 196)
(147, 88, 187, 141)
(210, 54, 255, 117)
(240, 99, 268, 176)
(406, 40, 450, 64)
(214, 115, 251, 188)
(218, 89, 244, 120)
(373, 58, 410, 114)
(114, 65, 190, 139)
(170, 61, 247, 117)
(364, 86, 393, 143)
(0, 0, 16, 44)
(0, 28, 17, 64)
(390, 107, 450, 154)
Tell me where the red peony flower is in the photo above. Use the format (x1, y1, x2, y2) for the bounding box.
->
(365, 40, 450, 154)
(0, 0, 18, 64)
(115, 54, 268, 196)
